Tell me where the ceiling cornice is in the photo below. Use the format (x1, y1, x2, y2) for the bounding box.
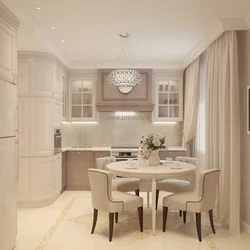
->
(0, 2, 20, 30)
(18, 51, 68, 72)
(1, 0, 70, 69)
(182, 21, 225, 68)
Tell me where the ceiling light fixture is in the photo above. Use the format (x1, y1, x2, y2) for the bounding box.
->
(36, 7, 42, 10)
(74, 57, 78, 60)
(107, 33, 141, 94)
(69, 50, 72, 52)
(52, 26, 56, 30)
(61, 39, 65, 43)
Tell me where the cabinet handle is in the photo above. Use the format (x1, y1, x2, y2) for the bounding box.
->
(101, 154, 103, 157)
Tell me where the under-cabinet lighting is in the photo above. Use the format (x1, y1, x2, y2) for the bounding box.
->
(153, 121, 177, 124)
(115, 111, 136, 116)
(61, 121, 98, 124)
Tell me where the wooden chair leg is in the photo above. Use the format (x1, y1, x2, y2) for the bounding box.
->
(115, 213, 118, 223)
(179, 210, 182, 217)
(183, 211, 187, 223)
(209, 209, 216, 234)
(137, 206, 143, 232)
(156, 189, 160, 210)
(135, 189, 140, 196)
(91, 209, 98, 234)
(195, 213, 202, 242)
(109, 213, 114, 242)
(163, 206, 168, 232)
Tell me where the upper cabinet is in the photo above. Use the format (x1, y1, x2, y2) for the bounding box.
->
(0, 3, 19, 84)
(62, 75, 68, 120)
(68, 76, 96, 121)
(153, 70, 183, 122)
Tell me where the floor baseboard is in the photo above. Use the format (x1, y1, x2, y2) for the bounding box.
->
(241, 220, 250, 234)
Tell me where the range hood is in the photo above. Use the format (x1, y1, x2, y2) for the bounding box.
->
(96, 69, 154, 112)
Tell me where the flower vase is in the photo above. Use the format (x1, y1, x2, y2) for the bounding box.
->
(148, 150, 160, 166)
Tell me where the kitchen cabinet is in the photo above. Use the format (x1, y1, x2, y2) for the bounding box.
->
(93, 151, 111, 168)
(65, 151, 93, 190)
(61, 152, 66, 192)
(153, 71, 183, 121)
(62, 75, 68, 120)
(159, 150, 186, 160)
(68, 77, 96, 121)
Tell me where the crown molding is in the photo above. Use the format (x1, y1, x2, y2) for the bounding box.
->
(182, 21, 225, 68)
(153, 69, 184, 77)
(18, 51, 68, 73)
(0, 2, 20, 30)
(219, 18, 249, 30)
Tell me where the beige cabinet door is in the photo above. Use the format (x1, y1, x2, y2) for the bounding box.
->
(66, 151, 93, 190)
(61, 152, 66, 192)
(93, 151, 110, 168)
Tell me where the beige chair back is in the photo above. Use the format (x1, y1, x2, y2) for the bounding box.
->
(187, 169, 220, 212)
(96, 156, 116, 170)
(176, 156, 197, 166)
(87, 168, 123, 213)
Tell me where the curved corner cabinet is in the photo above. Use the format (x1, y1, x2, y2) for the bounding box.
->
(17, 52, 66, 207)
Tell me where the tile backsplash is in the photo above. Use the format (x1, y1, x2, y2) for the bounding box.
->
(62, 112, 182, 147)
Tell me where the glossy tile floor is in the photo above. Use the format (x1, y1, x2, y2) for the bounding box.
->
(15, 191, 250, 250)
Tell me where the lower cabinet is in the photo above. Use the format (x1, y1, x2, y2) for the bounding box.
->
(65, 151, 93, 190)
(159, 150, 186, 160)
(61, 152, 66, 192)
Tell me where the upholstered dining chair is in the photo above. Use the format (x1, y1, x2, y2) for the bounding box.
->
(156, 156, 198, 219)
(96, 156, 140, 196)
(87, 168, 143, 241)
(162, 169, 220, 242)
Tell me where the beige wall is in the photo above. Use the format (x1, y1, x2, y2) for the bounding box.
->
(237, 30, 250, 225)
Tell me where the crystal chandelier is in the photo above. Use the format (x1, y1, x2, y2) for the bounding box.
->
(107, 33, 142, 94)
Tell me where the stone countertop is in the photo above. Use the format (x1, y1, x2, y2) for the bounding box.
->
(62, 146, 187, 152)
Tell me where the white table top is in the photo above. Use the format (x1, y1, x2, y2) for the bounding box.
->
(107, 161, 196, 180)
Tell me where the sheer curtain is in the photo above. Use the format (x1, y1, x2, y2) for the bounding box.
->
(182, 57, 200, 153)
(205, 31, 240, 234)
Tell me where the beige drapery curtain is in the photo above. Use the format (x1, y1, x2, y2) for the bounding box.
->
(205, 31, 240, 234)
(182, 58, 200, 152)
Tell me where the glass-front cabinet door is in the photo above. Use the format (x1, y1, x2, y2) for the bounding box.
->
(154, 76, 183, 121)
(69, 78, 96, 121)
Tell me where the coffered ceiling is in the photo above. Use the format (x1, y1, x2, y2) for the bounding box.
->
(2, 0, 250, 69)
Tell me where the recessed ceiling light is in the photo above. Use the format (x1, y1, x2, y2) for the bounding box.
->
(61, 39, 65, 43)
(169, 58, 173, 60)
(69, 50, 72, 52)
(51, 26, 56, 30)
(74, 57, 78, 60)
(36, 7, 42, 10)
(137, 57, 141, 60)
(106, 58, 109, 60)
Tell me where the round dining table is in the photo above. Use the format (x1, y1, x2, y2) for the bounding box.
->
(107, 161, 196, 236)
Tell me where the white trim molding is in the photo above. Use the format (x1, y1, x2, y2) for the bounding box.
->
(0, 2, 19, 30)
(241, 220, 250, 234)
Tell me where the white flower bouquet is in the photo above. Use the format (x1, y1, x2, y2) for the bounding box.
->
(139, 133, 166, 159)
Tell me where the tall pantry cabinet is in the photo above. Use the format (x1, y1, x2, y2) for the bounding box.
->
(17, 52, 67, 207)
(0, 2, 19, 250)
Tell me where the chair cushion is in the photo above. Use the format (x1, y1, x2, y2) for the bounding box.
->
(163, 192, 201, 211)
(112, 191, 143, 211)
(156, 179, 190, 193)
(112, 178, 140, 192)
